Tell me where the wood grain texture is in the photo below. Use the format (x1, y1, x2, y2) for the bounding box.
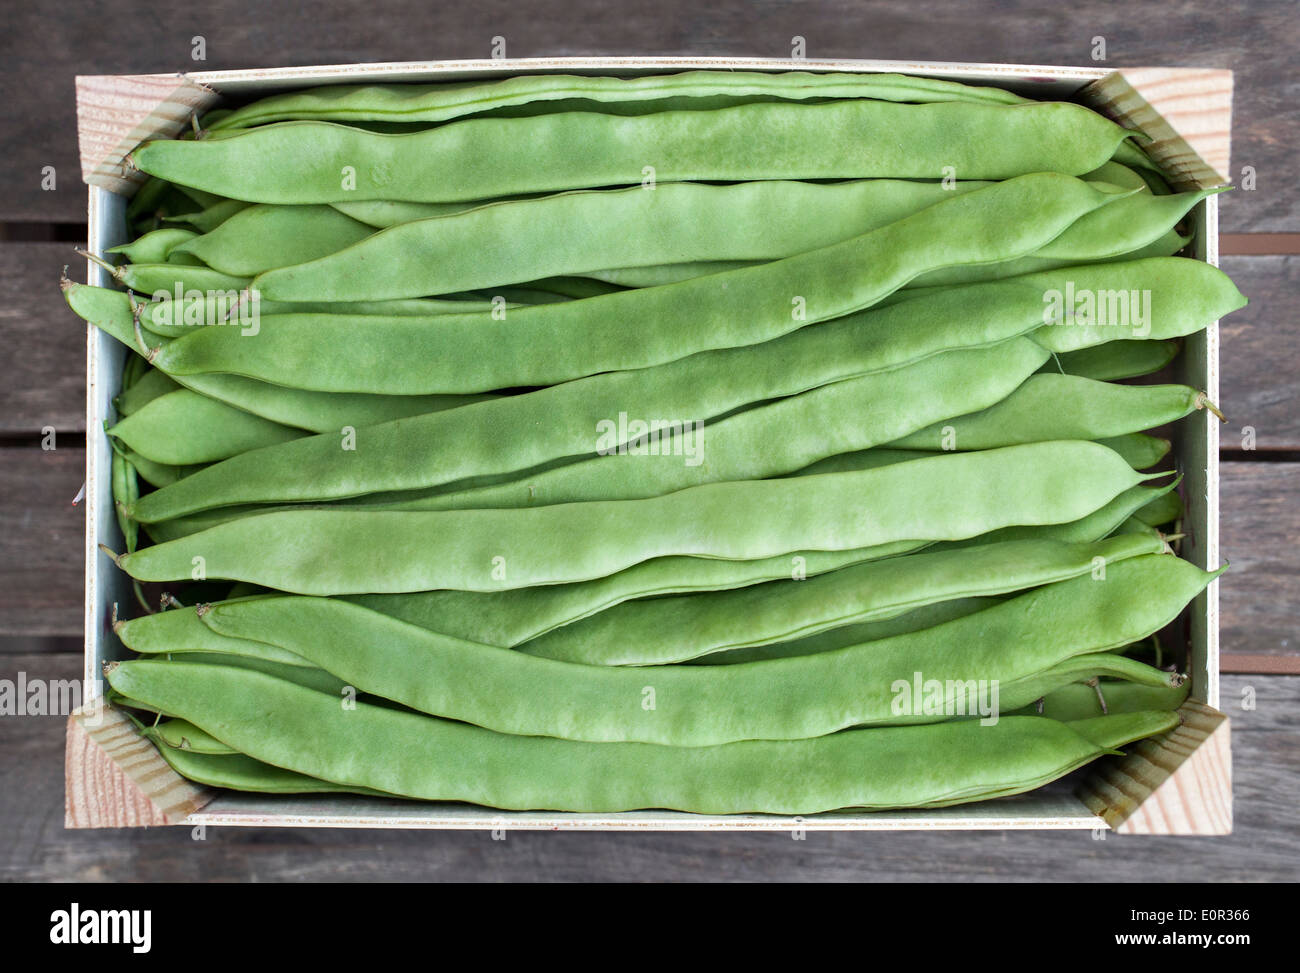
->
(1086, 68, 1231, 188)
(1219, 462, 1300, 661)
(0, 0, 1293, 229)
(0, 243, 88, 434)
(1079, 700, 1231, 834)
(2, 654, 1294, 880)
(0, 445, 86, 637)
(1219, 256, 1300, 451)
(76, 74, 216, 194)
(65, 696, 214, 828)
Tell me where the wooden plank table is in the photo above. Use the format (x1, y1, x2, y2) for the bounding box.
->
(1, 0, 1295, 880)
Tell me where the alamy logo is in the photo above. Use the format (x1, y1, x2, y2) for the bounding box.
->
(595, 413, 704, 467)
(891, 672, 1002, 726)
(0, 674, 96, 717)
(148, 284, 261, 336)
(49, 903, 151, 953)
(1042, 283, 1151, 337)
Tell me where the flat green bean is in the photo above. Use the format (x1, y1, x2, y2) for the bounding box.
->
(120, 448, 203, 489)
(1006, 679, 1190, 721)
(697, 597, 1003, 666)
(134, 102, 1135, 204)
(886, 373, 1215, 452)
(110, 449, 139, 553)
(113, 365, 180, 416)
(1095, 433, 1172, 470)
(116, 601, 313, 668)
(108, 388, 304, 465)
(518, 533, 1166, 666)
(210, 71, 1029, 130)
(65, 281, 494, 432)
(348, 340, 1049, 512)
(254, 180, 992, 301)
(107, 658, 1178, 812)
(1040, 339, 1181, 381)
(116, 441, 1151, 593)
(107, 227, 198, 264)
(350, 542, 923, 648)
(143, 724, 390, 796)
(197, 554, 1205, 745)
(1133, 489, 1185, 527)
(124, 256, 1241, 522)
(140, 174, 1128, 393)
(163, 199, 250, 232)
(173, 203, 374, 276)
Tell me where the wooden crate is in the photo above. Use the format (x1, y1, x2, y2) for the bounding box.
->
(67, 57, 1234, 833)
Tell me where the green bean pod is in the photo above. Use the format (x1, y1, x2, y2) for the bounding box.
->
(196, 554, 1205, 746)
(107, 227, 199, 264)
(1133, 489, 1185, 527)
(885, 374, 1214, 452)
(116, 441, 1150, 593)
(110, 448, 139, 553)
(113, 365, 180, 417)
(1095, 433, 1172, 470)
(209, 71, 1029, 130)
(116, 602, 315, 668)
(121, 449, 204, 489)
(518, 534, 1166, 666)
(107, 659, 1178, 812)
(172, 203, 374, 276)
(351, 542, 922, 648)
(254, 180, 992, 301)
(64, 281, 494, 433)
(142, 294, 507, 338)
(113, 256, 1239, 522)
(138, 101, 1136, 203)
(1040, 339, 1181, 381)
(163, 199, 250, 232)
(698, 597, 1003, 666)
(148, 479, 1171, 649)
(143, 724, 391, 796)
(150, 718, 235, 755)
(142, 174, 1129, 394)
(1005, 678, 1191, 721)
(108, 389, 305, 465)
(349, 339, 1049, 512)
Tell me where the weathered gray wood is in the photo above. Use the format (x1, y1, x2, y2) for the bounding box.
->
(1220, 461, 1300, 662)
(1220, 256, 1300, 451)
(0, 0, 1294, 229)
(0, 243, 86, 434)
(0, 447, 85, 637)
(0, 653, 1293, 880)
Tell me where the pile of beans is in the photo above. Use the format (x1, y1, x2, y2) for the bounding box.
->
(65, 71, 1247, 814)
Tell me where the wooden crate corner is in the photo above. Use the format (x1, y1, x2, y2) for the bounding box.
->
(1078, 699, 1232, 835)
(65, 696, 214, 829)
(75, 73, 220, 196)
(1086, 67, 1233, 189)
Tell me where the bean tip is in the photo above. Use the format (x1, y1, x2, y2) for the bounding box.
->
(1194, 391, 1227, 424)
